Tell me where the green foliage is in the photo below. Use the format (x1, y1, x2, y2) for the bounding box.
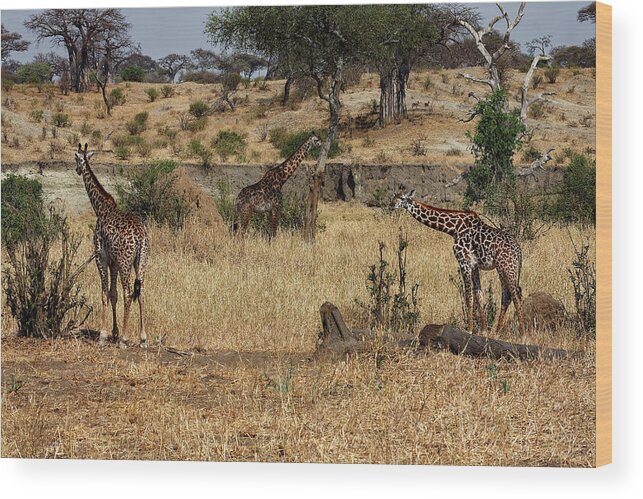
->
(568, 240, 596, 338)
(356, 233, 421, 336)
(16, 62, 51, 84)
(186, 116, 208, 132)
(108, 88, 126, 107)
(522, 145, 542, 163)
(29, 109, 44, 123)
(269, 127, 342, 160)
(126, 111, 149, 135)
(1, 174, 46, 250)
(552, 153, 596, 224)
(114, 145, 131, 160)
(211, 130, 247, 161)
(544, 64, 561, 83)
(2, 203, 91, 338)
(160, 85, 175, 98)
(51, 112, 71, 128)
(121, 65, 145, 82)
(189, 100, 210, 118)
(145, 87, 159, 102)
(117, 159, 193, 230)
(187, 139, 213, 167)
(464, 89, 525, 210)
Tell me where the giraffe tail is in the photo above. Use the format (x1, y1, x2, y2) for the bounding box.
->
(132, 279, 142, 301)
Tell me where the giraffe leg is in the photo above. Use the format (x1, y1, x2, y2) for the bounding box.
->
(511, 282, 527, 338)
(472, 268, 487, 333)
(494, 283, 512, 334)
(236, 204, 252, 238)
(459, 265, 474, 332)
(134, 241, 148, 348)
(119, 269, 133, 348)
(109, 263, 119, 342)
(94, 245, 110, 346)
(268, 204, 280, 241)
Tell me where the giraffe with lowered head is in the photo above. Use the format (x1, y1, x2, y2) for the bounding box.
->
(74, 143, 150, 347)
(234, 134, 322, 238)
(393, 190, 526, 337)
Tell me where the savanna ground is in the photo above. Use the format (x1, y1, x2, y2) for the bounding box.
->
(1, 201, 596, 466)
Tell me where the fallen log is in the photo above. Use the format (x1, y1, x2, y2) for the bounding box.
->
(316, 302, 572, 361)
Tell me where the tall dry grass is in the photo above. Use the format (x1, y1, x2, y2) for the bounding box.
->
(1, 203, 596, 465)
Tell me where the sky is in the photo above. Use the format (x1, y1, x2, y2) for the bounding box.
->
(0, 2, 596, 64)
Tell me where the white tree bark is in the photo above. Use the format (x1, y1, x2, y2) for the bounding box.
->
(520, 54, 556, 124)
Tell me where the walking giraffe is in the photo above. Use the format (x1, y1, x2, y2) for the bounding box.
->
(393, 190, 526, 336)
(74, 143, 150, 347)
(234, 134, 322, 238)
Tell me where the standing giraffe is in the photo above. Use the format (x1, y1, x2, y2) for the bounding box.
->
(393, 190, 526, 336)
(234, 134, 322, 238)
(74, 143, 149, 347)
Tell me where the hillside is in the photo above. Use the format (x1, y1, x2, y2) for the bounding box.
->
(1, 67, 595, 168)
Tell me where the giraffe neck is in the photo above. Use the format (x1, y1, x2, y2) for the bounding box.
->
(276, 140, 312, 185)
(81, 163, 117, 219)
(406, 199, 473, 237)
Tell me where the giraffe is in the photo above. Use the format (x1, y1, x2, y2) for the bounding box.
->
(393, 190, 526, 337)
(233, 134, 322, 238)
(74, 143, 150, 347)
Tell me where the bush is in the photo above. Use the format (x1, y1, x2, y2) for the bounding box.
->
(160, 85, 175, 98)
(16, 62, 52, 85)
(522, 145, 542, 163)
(356, 233, 421, 336)
(552, 153, 596, 224)
(51, 112, 71, 128)
(145, 87, 159, 102)
(108, 88, 126, 107)
(117, 159, 194, 231)
(121, 65, 145, 82)
(182, 71, 219, 84)
(126, 111, 149, 135)
(531, 74, 543, 89)
(189, 100, 210, 118)
(187, 139, 213, 167)
(211, 130, 247, 161)
(2, 178, 91, 338)
(114, 145, 131, 160)
(269, 128, 342, 160)
(544, 64, 560, 83)
(568, 240, 596, 337)
(29, 109, 44, 123)
(186, 116, 208, 133)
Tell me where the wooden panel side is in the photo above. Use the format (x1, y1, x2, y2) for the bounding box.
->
(595, 1, 612, 468)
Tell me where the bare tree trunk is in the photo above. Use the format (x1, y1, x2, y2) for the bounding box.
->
(520, 54, 555, 124)
(282, 74, 294, 106)
(378, 63, 409, 126)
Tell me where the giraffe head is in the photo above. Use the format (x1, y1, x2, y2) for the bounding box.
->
(305, 134, 323, 151)
(74, 143, 94, 175)
(393, 189, 416, 210)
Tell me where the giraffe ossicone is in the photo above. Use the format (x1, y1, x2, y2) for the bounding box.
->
(75, 143, 150, 348)
(393, 189, 527, 337)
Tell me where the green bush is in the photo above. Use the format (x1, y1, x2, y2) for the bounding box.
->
(544, 64, 561, 83)
(1, 174, 46, 250)
(186, 115, 208, 132)
(522, 146, 542, 163)
(16, 62, 52, 85)
(189, 100, 210, 118)
(117, 159, 194, 230)
(51, 112, 71, 128)
(552, 153, 596, 224)
(160, 85, 175, 98)
(187, 139, 213, 167)
(145, 87, 159, 102)
(108, 88, 126, 107)
(121, 65, 145, 82)
(269, 127, 342, 160)
(114, 145, 131, 160)
(29, 109, 44, 123)
(211, 130, 247, 161)
(126, 111, 149, 135)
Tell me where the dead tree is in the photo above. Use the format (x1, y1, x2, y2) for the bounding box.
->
(456, 2, 525, 91)
(515, 148, 554, 178)
(520, 54, 556, 124)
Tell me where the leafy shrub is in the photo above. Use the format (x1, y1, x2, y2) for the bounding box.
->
(51, 112, 71, 128)
(552, 153, 596, 224)
(29, 109, 44, 123)
(114, 145, 131, 160)
(188, 100, 210, 118)
(528, 101, 546, 119)
(187, 139, 213, 167)
(2, 178, 91, 338)
(211, 130, 247, 161)
(531, 74, 543, 89)
(145, 87, 159, 102)
(182, 71, 219, 84)
(269, 128, 342, 160)
(568, 240, 596, 337)
(544, 64, 561, 83)
(186, 116, 208, 133)
(356, 233, 420, 337)
(108, 88, 126, 107)
(117, 159, 194, 230)
(121, 65, 145, 82)
(522, 145, 542, 163)
(160, 85, 175, 98)
(16, 62, 52, 85)
(126, 111, 149, 135)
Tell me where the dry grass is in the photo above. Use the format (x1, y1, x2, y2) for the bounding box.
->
(2, 203, 595, 465)
(1, 68, 595, 167)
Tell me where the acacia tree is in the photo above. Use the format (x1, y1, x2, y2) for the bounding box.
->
(25, 9, 132, 93)
(578, 2, 596, 23)
(157, 53, 190, 82)
(1, 24, 30, 64)
(207, 6, 363, 242)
